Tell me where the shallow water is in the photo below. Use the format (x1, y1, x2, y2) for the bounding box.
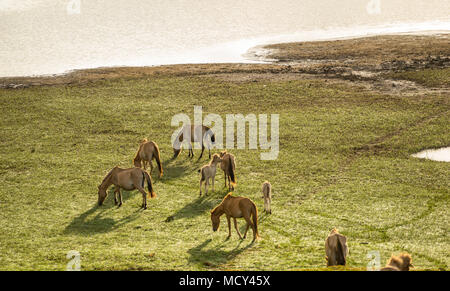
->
(1, 0, 450, 77)
(412, 147, 450, 162)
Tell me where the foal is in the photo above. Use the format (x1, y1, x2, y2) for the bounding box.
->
(98, 166, 156, 209)
(380, 253, 413, 271)
(325, 228, 349, 266)
(261, 181, 272, 214)
(210, 193, 259, 242)
(198, 153, 222, 196)
(219, 151, 236, 190)
(133, 138, 163, 177)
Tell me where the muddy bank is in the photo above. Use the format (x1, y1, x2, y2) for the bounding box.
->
(1, 34, 449, 94)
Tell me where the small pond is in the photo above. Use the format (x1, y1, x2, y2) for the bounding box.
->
(412, 147, 450, 162)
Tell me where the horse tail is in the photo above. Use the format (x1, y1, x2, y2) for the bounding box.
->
(336, 236, 346, 266)
(252, 202, 259, 237)
(228, 158, 236, 186)
(143, 170, 156, 198)
(153, 142, 163, 177)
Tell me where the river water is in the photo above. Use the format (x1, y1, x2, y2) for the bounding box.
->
(1, 0, 449, 77)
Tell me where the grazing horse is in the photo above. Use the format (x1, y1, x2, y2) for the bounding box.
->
(97, 166, 156, 209)
(133, 138, 163, 177)
(261, 181, 272, 214)
(325, 228, 349, 266)
(172, 124, 215, 160)
(380, 253, 413, 271)
(198, 153, 222, 196)
(219, 151, 236, 191)
(210, 193, 259, 242)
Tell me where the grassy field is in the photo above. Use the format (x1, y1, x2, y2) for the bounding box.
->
(0, 37, 449, 271)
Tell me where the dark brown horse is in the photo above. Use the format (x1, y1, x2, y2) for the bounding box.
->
(172, 124, 215, 160)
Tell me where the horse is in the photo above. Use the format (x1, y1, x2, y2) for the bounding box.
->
(219, 151, 236, 191)
(133, 138, 163, 177)
(172, 124, 215, 160)
(97, 166, 156, 209)
(325, 228, 349, 266)
(261, 181, 272, 214)
(198, 153, 222, 196)
(210, 193, 259, 242)
(380, 253, 413, 271)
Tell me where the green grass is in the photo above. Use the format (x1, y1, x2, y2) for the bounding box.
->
(0, 72, 448, 270)
(386, 68, 450, 88)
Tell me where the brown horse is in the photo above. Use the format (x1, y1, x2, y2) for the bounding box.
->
(325, 228, 349, 266)
(172, 124, 215, 160)
(133, 138, 163, 177)
(97, 166, 156, 209)
(219, 151, 236, 191)
(210, 193, 259, 242)
(380, 253, 413, 271)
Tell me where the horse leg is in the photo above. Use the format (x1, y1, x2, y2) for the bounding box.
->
(243, 223, 250, 239)
(226, 215, 231, 239)
(205, 179, 209, 195)
(243, 213, 254, 240)
(118, 188, 123, 207)
(136, 186, 147, 209)
(198, 144, 205, 160)
(114, 187, 118, 205)
(224, 172, 227, 188)
(212, 174, 215, 192)
(233, 218, 243, 239)
(189, 142, 193, 158)
(149, 161, 154, 174)
(199, 179, 203, 196)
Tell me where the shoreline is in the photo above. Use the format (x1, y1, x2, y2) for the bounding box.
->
(1, 22, 449, 81)
(1, 32, 449, 92)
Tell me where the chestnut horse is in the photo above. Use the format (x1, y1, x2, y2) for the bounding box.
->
(210, 193, 259, 242)
(97, 166, 156, 209)
(133, 138, 163, 177)
(172, 124, 215, 159)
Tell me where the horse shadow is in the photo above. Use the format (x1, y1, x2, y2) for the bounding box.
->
(63, 189, 142, 235)
(158, 158, 201, 181)
(187, 238, 254, 267)
(166, 188, 230, 222)
(165, 195, 217, 222)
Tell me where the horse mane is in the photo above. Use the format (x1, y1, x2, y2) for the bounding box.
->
(100, 166, 117, 186)
(330, 228, 339, 235)
(211, 192, 233, 214)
